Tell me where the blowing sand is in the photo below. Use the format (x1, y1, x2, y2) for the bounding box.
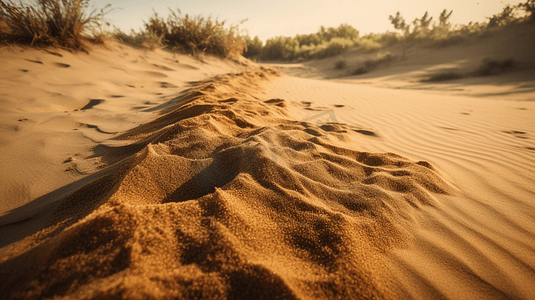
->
(1, 39, 534, 299)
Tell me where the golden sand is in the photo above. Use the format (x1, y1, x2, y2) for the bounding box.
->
(1, 34, 534, 299)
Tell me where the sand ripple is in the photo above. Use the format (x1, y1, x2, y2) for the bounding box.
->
(1, 69, 454, 299)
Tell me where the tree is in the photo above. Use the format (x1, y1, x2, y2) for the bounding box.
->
(518, 0, 535, 22)
(438, 9, 453, 28)
(488, 4, 517, 27)
(389, 12, 410, 58)
(432, 9, 453, 40)
(243, 35, 262, 58)
(412, 11, 433, 39)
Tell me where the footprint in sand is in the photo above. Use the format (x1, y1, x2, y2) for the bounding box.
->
(128, 81, 178, 89)
(81, 123, 117, 134)
(24, 59, 70, 68)
(25, 59, 43, 64)
(264, 98, 287, 107)
(219, 98, 238, 104)
(80, 99, 104, 110)
(503, 130, 528, 139)
(334, 104, 344, 108)
(152, 64, 175, 71)
(110, 95, 125, 98)
(353, 129, 378, 137)
(305, 107, 330, 111)
(52, 62, 70, 68)
(347, 125, 379, 137)
(164, 58, 180, 64)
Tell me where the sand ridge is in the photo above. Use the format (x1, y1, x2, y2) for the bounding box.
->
(0, 41, 248, 214)
(0, 66, 455, 299)
(264, 75, 535, 299)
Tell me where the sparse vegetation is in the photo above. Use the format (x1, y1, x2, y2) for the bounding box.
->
(143, 10, 246, 58)
(243, 35, 262, 58)
(350, 52, 395, 75)
(110, 27, 162, 50)
(258, 24, 360, 61)
(334, 60, 347, 70)
(0, 0, 533, 62)
(0, 0, 110, 49)
(421, 59, 516, 82)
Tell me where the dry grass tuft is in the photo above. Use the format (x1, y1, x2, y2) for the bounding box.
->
(144, 10, 246, 58)
(350, 52, 395, 75)
(0, 0, 110, 50)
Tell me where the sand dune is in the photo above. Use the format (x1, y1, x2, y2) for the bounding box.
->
(263, 75, 535, 299)
(0, 41, 248, 214)
(1, 38, 535, 299)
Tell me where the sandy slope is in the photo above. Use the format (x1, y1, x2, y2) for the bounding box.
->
(0, 36, 534, 299)
(0, 41, 247, 214)
(264, 76, 535, 299)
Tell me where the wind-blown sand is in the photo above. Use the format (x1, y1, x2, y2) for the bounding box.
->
(1, 37, 534, 299)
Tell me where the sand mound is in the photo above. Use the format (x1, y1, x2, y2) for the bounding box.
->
(0, 68, 453, 299)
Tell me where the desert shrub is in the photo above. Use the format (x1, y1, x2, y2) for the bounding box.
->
(295, 32, 322, 47)
(318, 23, 359, 42)
(474, 58, 515, 76)
(350, 52, 395, 75)
(377, 31, 400, 46)
(313, 38, 353, 59)
(0, 0, 110, 49)
(488, 4, 518, 27)
(518, 0, 535, 22)
(259, 23, 360, 61)
(243, 35, 262, 57)
(334, 60, 347, 70)
(261, 36, 299, 60)
(144, 10, 246, 58)
(355, 37, 382, 52)
(428, 33, 467, 48)
(112, 27, 162, 49)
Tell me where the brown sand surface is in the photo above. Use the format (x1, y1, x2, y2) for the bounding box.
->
(1, 36, 535, 299)
(0, 41, 247, 214)
(263, 76, 535, 299)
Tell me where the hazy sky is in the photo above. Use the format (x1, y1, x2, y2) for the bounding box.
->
(89, 0, 520, 41)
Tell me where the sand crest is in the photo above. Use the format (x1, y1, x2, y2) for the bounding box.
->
(0, 66, 455, 299)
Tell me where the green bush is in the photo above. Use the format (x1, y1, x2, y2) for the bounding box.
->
(144, 10, 246, 58)
(243, 35, 262, 58)
(0, 0, 110, 49)
(313, 38, 353, 59)
(355, 38, 382, 52)
(112, 27, 162, 49)
(259, 23, 359, 61)
(261, 36, 299, 60)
